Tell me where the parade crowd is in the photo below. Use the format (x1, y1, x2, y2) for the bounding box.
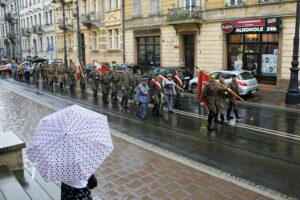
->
(16, 62, 187, 120)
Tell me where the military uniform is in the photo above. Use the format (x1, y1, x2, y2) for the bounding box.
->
(110, 71, 121, 101)
(129, 73, 137, 99)
(47, 64, 56, 90)
(100, 73, 111, 104)
(202, 80, 227, 131)
(149, 76, 163, 116)
(88, 70, 101, 99)
(215, 81, 227, 123)
(66, 67, 76, 94)
(163, 77, 176, 112)
(41, 63, 48, 85)
(173, 75, 185, 109)
(79, 67, 88, 92)
(120, 72, 131, 109)
(56, 65, 66, 92)
(227, 80, 239, 121)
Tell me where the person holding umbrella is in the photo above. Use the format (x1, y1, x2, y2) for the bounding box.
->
(27, 105, 114, 200)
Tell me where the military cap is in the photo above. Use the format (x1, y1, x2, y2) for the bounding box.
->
(167, 73, 172, 77)
(154, 72, 160, 76)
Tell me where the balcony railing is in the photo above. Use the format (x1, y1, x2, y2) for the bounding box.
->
(167, 6, 201, 22)
(81, 12, 102, 28)
(58, 18, 74, 31)
(225, 0, 245, 7)
(258, 0, 281, 4)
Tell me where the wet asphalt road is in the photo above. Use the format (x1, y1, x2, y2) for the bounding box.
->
(1, 78, 300, 199)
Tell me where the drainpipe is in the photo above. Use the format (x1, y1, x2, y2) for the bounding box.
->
(17, 0, 22, 62)
(122, 0, 125, 63)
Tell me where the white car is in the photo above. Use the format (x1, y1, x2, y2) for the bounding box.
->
(188, 70, 259, 96)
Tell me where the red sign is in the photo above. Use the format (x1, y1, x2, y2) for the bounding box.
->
(233, 19, 265, 27)
(221, 22, 234, 33)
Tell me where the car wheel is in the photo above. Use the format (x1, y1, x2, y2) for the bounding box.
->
(191, 84, 198, 94)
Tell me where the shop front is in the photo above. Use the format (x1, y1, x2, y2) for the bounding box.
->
(222, 18, 281, 85)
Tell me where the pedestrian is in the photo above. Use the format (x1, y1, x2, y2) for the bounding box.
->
(215, 75, 227, 124)
(79, 66, 88, 93)
(149, 72, 163, 116)
(88, 67, 101, 99)
(57, 64, 66, 92)
(100, 69, 111, 104)
(32, 63, 40, 87)
(135, 77, 149, 119)
(61, 179, 93, 200)
(66, 65, 76, 94)
(120, 68, 131, 109)
(163, 74, 176, 113)
(227, 74, 240, 122)
(47, 64, 56, 90)
(110, 67, 121, 101)
(24, 63, 31, 84)
(173, 69, 186, 109)
(201, 75, 228, 131)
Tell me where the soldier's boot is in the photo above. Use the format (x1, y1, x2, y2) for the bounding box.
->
(104, 95, 109, 104)
(59, 83, 63, 92)
(156, 105, 162, 116)
(207, 115, 215, 131)
(214, 114, 219, 123)
(124, 100, 129, 109)
(121, 97, 125, 106)
(234, 110, 241, 122)
(220, 115, 226, 124)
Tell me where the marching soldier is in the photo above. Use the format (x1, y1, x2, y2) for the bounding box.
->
(201, 75, 228, 131)
(110, 67, 121, 101)
(227, 74, 240, 122)
(57, 64, 66, 92)
(32, 63, 40, 87)
(135, 77, 150, 119)
(41, 62, 48, 85)
(66, 65, 76, 94)
(162, 74, 176, 113)
(100, 70, 111, 104)
(47, 64, 56, 90)
(129, 69, 137, 100)
(173, 69, 186, 109)
(149, 72, 163, 116)
(215, 75, 227, 124)
(88, 67, 101, 99)
(79, 66, 88, 92)
(120, 68, 131, 109)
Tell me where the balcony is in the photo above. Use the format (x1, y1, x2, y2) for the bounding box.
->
(4, 13, 17, 23)
(167, 6, 202, 24)
(33, 25, 44, 34)
(258, 0, 281, 4)
(58, 18, 74, 31)
(81, 12, 102, 28)
(25, 28, 32, 36)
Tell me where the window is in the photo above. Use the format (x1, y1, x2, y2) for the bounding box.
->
(51, 36, 53, 45)
(185, 0, 195, 8)
(226, 0, 244, 7)
(108, 0, 112, 10)
(115, 29, 119, 49)
(137, 36, 161, 68)
(38, 13, 41, 25)
(93, 0, 97, 13)
(47, 37, 49, 47)
(49, 10, 53, 24)
(134, 0, 142, 17)
(115, 0, 118, 9)
(150, 0, 160, 15)
(93, 32, 98, 49)
(30, 16, 33, 27)
(39, 37, 43, 51)
(109, 30, 113, 49)
(83, 0, 87, 14)
(34, 15, 37, 26)
(45, 12, 48, 24)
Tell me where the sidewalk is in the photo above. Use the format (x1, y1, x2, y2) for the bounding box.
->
(0, 86, 275, 200)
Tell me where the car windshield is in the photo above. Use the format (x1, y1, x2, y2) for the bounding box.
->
(238, 72, 254, 80)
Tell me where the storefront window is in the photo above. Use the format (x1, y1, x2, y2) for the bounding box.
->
(245, 44, 260, 53)
(228, 44, 243, 70)
(262, 34, 279, 43)
(137, 36, 160, 70)
(244, 34, 260, 42)
(228, 34, 243, 43)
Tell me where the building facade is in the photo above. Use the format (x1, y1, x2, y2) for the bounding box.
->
(54, 0, 123, 67)
(124, 0, 298, 89)
(19, 0, 56, 61)
(0, 0, 22, 62)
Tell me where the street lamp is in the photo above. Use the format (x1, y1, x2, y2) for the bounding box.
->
(286, 0, 300, 104)
(52, 0, 68, 68)
(75, 0, 82, 65)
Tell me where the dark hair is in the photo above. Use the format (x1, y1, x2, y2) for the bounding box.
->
(232, 74, 237, 78)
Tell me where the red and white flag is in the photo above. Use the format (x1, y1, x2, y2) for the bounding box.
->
(174, 75, 183, 87)
(151, 79, 162, 91)
(0, 63, 12, 71)
(196, 71, 210, 106)
(158, 75, 166, 82)
(94, 62, 110, 74)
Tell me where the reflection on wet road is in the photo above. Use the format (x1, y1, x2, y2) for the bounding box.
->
(1, 79, 300, 199)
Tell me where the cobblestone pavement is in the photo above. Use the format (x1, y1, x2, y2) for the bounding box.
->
(0, 86, 272, 200)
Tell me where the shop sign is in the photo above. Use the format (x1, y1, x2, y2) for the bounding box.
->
(221, 18, 280, 34)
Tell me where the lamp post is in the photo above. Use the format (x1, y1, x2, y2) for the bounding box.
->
(76, 0, 82, 65)
(286, 0, 300, 104)
(52, 0, 68, 68)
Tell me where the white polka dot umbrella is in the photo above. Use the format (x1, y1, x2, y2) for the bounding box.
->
(26, 104, 114, 182)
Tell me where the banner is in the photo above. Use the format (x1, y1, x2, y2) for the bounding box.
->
(0, 63, 12, 71)
(94, 62, 110, 74)
(196, 71, 210, 105)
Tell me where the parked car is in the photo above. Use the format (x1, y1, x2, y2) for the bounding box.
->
(188, 70, 259, 96)
(144, 67, 177, 78)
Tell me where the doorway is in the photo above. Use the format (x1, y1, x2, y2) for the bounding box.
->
(184, 35, 195, 76)
(81, 33, 86, 66)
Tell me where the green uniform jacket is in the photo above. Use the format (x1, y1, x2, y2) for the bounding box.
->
(228, 81, 239, 105)
(110, 72, 121, 92)
(88, 71, 101, 90)
(80, 69, 87, 85)
(66, 68, 76, 85)
(203, 81, 227, 113)
(100, 74, 111, 94)
(149, 79, 163, 104)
